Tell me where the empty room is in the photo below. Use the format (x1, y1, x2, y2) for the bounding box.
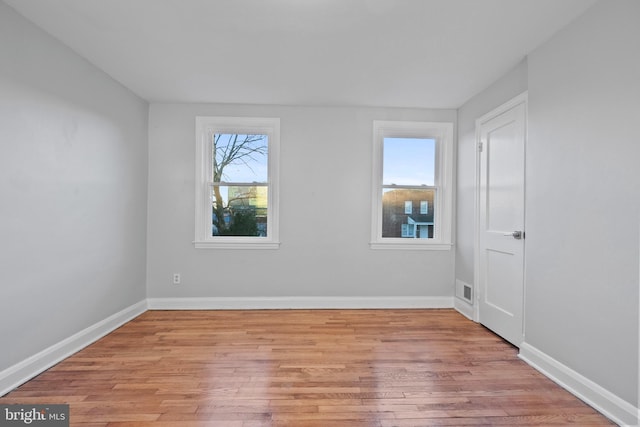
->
(0, 0, 638, 426)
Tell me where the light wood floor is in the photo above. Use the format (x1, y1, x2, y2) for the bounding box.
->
(1, 309, 614, 426)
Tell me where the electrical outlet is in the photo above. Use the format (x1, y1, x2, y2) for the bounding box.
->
(172, 273, 181, 285)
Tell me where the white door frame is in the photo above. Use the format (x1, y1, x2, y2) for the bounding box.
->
(473, 91, 528, 327)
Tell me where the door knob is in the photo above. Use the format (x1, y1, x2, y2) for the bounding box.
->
(504, 230, 524, 239)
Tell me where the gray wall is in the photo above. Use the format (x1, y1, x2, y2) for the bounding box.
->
(3, 0, 637, 414)
(0, 3, 149, 370)
(455, 59, 528, 297)
(526, 0, 639, 406)
(147, 104, 456, 298)
(454, 0, 639, 409)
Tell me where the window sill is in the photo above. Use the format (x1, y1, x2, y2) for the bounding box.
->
(369, 242, 452, 251)
(194, 240, 280, 250)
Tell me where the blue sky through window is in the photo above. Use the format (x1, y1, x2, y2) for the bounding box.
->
(214, 134, 268, 183)
(383, 137, 435, 186)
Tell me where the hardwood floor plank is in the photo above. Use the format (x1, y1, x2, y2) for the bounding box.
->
(0, 309, 615, 426)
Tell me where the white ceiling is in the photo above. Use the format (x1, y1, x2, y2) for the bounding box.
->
(5, 0, 597, 109)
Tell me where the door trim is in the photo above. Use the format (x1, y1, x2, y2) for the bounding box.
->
(473, 91, 528, 326)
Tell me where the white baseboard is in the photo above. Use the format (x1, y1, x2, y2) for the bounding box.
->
(0, 300, 148, 397)
(519, 342, 638, 427)
(147, 296, 454, 310)
(454, 296, 474, 320)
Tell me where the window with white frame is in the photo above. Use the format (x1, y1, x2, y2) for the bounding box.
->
(194, 116, 280, 249)
(401, 223, 416, 238)
(404, 201, 412, 214)
(370, 120, 453, 250)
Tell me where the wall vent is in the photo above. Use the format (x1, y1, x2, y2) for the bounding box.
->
(463, 285, 472, 302)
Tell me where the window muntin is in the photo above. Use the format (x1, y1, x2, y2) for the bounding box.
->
(195, 117, 280, 249)
(371, 121, 453, 250)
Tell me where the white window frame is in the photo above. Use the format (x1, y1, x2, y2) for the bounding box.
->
(194, 116, 280, 249)
(370, 120, 453, 250)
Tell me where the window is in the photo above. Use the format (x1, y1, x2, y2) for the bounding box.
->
(370, 120, 453, 250)
(401, 223, 415, 237)
(404, 201, 412, 214)
(195, 116, 280, 249)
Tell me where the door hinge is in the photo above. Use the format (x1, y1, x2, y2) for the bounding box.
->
(478, 141, 484, 152)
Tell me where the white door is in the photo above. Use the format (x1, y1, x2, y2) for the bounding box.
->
(477, 93, 526, 347)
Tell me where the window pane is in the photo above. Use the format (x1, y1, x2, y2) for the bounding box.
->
(211, 185, 268, 237)
(212, 134, 268, 182)
(383, 138, 435, 186)
(382, 188, 435, 238)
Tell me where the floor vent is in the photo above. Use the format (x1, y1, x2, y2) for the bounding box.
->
(463, 285, 472, 302)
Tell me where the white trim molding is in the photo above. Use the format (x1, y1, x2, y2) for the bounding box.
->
(474, 91, 528, 331)
(0, 300, 147, 397)
(519, 342, 638, 426)
(454, 297, 474, 321)
(147, 296, 454, 310)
